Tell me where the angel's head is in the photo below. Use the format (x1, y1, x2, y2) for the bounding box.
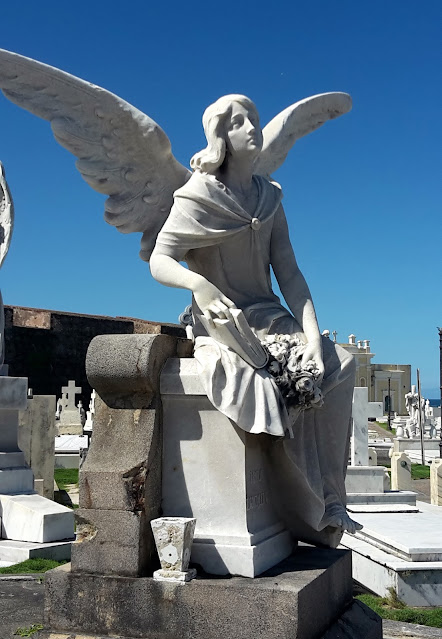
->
(190, 94, 262, 174)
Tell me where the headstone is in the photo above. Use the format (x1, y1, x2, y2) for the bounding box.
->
(18, 395, 56, 499)
(84, 389, 96, 433)
(0, 375, 74, 546)
(368, 402, 383, 420)
(368, 447, 377, 466)
(391, 452, 412, 491)
(0, 376, 33, 493)
(351, 387, 369, 466)
(57, 380, 83, 435)
(430, 458, 442, 506)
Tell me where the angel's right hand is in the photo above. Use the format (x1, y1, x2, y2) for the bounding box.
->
(193, 278, 236, 321)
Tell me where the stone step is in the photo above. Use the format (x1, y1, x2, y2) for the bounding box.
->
(347, 490, 417, 505)
(348, 504, 419, 513)
(0, 539, 72, 563)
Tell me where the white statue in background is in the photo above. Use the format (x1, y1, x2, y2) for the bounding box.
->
(0, 162, 14, 367)
(0, 49, 361, 544)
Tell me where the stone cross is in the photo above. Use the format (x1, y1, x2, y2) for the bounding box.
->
(61, 380, 82, 411)
(332, 330, 337, 343)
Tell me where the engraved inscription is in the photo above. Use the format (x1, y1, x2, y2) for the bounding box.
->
(246, 490, 269, 511)
(248, 467, 264, 485)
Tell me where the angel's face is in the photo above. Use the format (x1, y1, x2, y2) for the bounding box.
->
(224, 103, 263, 160)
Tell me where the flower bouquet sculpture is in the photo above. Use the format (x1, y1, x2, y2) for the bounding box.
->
(0, 49, 362, 541)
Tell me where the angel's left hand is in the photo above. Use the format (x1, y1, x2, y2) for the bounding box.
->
(301, 338, 325, 384)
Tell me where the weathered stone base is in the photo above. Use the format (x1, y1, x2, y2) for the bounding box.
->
(38, 548, 381, 639)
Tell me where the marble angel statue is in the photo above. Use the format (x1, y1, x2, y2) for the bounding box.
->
(0, 162, 14, 367)
(0, 49, 361, 545)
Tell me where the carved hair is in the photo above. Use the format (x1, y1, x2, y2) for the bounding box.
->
(190, 94, 258, 174)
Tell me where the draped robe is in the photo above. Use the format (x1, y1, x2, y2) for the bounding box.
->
(155, 170, 355, 547)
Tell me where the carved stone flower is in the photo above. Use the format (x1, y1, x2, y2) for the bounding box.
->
(295, 376, 314, 393)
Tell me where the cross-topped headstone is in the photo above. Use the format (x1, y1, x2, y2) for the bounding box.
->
(58, 380, 83, 435)
(61, 380, 82, 412)
(332, 330, 338, 343)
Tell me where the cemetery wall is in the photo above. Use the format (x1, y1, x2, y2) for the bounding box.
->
(4, 305, 184, 407)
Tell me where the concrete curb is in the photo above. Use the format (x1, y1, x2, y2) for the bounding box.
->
(0, 572, 45, 581)
(383, 619, 442, 638)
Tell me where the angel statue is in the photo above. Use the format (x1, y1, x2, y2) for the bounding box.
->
(0, 162, 14, 367)
(0, 49, 362, 545)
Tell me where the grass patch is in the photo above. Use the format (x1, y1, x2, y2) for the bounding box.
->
(54, 468, 79, 491)
(357, 590, 442, 628)
(0, 558, 68, 574)
(14, 624, 43, 637)
(411, 464, 431, 480)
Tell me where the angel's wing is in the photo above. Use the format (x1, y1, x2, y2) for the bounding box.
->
(0, 162, 14, 268)
(255, 92, 352, 177)
(0, 49, 191, 261)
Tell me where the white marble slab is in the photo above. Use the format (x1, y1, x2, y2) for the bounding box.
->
(55, 435, 88, 452)
(341, 531, 442, 607)
(348, 504, 419, 513)
(0, 492, 74, 543)
(0, 538, 72, 563)
(352, 501, 442, 562)
(346, 491, 416, 506)
(0, 467, 33, 493)
(345, 466, 385, 493)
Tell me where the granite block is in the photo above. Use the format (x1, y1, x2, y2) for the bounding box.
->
(72, 508, 154, 576)
(39, 548, 382, 639)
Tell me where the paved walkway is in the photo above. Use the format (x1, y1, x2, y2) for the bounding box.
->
(0, 577, 44, 639)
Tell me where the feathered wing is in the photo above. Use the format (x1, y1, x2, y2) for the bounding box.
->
(0, 162, 14, 268)
(255, 92, 352, 177)
(0, 49, 191, 261)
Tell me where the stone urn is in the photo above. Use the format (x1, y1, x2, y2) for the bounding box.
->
(150, 516, 197, 582)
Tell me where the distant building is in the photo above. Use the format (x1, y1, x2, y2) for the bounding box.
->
(336, 333, 411, 415)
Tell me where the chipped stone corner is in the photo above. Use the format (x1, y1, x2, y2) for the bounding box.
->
(123, 462, 148, 511)
(74, 517, 98, 544)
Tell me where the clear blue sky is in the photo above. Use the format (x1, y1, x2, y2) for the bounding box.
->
(0, 1, 441, 396)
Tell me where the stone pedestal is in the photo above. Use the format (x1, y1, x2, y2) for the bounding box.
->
(37, 547, 382, 639)
(345, 466, 386, 493)
(161, 358, 293, 577)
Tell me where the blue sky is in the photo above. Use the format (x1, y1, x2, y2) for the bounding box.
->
(0, 1, 441, 395)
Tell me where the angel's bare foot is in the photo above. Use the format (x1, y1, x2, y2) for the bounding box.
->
(328, 511, 363, 535)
